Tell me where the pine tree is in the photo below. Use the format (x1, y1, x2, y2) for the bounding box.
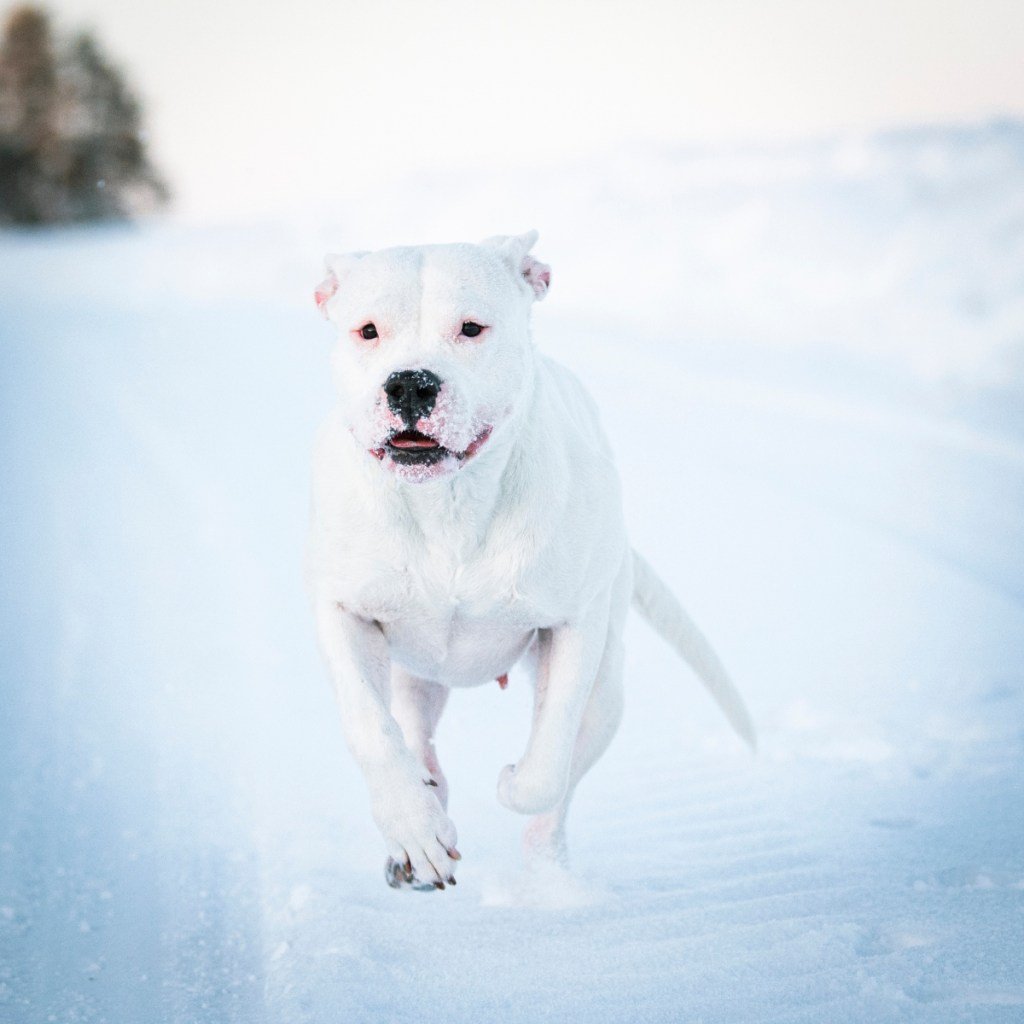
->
(0, 5, 168, 225)
(55, 30, 168, 220)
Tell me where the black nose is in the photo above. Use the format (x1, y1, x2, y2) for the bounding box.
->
(384, 369, 442, 427)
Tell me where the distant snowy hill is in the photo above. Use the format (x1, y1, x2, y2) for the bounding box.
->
(1, 122, 1022, 1023)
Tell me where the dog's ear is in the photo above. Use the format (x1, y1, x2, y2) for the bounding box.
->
(481, 230, 551, 301)
(314, 251, 368, 318)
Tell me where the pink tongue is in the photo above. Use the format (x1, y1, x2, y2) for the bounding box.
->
(390, 433, 439, 450)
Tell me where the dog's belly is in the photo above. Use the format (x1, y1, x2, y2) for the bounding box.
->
(382, 613, 535, 688)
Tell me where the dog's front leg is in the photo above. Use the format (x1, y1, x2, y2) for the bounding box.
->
(314, 599, 460, 888)
(497, 599, 609, 815)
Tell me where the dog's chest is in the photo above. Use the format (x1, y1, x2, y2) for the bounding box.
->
(358, 545, 540, 686)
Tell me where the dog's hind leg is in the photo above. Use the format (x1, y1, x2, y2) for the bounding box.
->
(385, 670, 454, 890)
(522, 623, 625, 865)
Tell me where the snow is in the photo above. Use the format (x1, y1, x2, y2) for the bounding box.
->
(2, 123, 1023, 1022)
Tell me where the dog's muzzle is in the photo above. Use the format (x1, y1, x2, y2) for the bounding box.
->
(367, 367, 493, 472)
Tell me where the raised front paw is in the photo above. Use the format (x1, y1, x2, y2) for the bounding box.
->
(372, 779, 461, 891)
(496, 762, 566, 815)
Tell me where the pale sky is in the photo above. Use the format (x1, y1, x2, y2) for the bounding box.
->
(40, 0, 1024, 219)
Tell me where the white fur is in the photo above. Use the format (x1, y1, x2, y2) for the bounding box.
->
(307, 232, 753, 888)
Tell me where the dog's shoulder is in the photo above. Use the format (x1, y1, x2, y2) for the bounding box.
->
(494, 355, 627, 613)
(308, 410, 400, 577)
(528, 355, 619, 502)
(536, 356, 605, 438)
(310, 409, 366, 522)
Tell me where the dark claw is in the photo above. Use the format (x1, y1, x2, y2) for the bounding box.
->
(447, 875, 457, 886)
(424, 778, 438, 787)
(385, 858, 404, 889)
(385, 857, 447, 892)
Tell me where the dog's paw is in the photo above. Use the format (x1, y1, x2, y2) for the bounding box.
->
(372, 779, 460, 890)
(496, 762, 566, 815)
(385, 855, 457, 891)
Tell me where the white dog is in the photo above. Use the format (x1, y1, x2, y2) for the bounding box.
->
(308, 231, 754, 891)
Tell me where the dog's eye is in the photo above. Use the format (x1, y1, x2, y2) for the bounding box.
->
(460, 322, 484, 338)
(359, 323, 378, 340)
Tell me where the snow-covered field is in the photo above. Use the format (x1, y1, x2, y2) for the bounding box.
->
(2, 123, 1023, 1023)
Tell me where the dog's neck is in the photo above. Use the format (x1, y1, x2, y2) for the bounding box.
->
(387, 423, 520, 555)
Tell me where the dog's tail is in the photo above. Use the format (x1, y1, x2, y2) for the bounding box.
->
(631, 549, 756, 750)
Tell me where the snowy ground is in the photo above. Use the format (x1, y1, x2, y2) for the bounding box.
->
(2, 124, 1023, 1023)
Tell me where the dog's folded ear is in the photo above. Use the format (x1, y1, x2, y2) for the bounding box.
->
(315, 251, 368, 319)
(481, 230, 551, 301)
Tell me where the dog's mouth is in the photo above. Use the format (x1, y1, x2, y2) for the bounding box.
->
(383, 430, 448, 466)
(369, 426, 493, 469)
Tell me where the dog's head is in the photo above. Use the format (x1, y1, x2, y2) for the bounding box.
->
(315, 231, 550, 482)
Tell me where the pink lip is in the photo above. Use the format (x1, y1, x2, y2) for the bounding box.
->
(455, 426, 492, 460)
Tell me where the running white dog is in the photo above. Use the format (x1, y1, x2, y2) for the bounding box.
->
(308, 231, 754, 891)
